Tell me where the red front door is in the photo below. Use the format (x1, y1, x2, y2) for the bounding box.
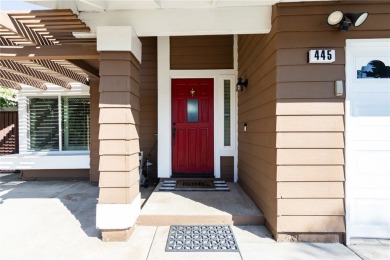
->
(172, 78, 214, 175)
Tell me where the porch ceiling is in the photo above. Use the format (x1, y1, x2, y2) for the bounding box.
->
(0, 9, 98, 91)
(24, 0, 334, 11)
(20, 0, 334, 36)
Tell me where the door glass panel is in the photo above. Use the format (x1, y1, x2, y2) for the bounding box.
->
(224, 80, 231, 146)
(187, 99, 198, 122)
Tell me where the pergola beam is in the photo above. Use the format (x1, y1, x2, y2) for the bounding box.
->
(0, 70, 47, 90)
(0, 44, 99, 60)
(14, 15, 79, 21)
(68, 60, 99, 79)
(0, 60, 71, 89)
(0, 78, 22, 90)
(7, 9, 78, 17)
(33, 59, 88, 85)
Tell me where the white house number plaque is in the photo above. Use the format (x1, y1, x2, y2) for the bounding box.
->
(308, 49, 336, 63)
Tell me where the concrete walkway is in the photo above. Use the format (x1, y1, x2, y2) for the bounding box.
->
(0, 173, 386, 260)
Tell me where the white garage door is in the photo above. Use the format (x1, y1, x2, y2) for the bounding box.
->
(346, 39, 390, 242)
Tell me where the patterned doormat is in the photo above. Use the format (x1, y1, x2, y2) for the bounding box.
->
(166, 225, 239, 252)
(159, 179, 229, 191)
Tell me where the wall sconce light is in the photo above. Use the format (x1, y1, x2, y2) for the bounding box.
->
(236, 77, 248, 92)
(327, 11, 369, 31)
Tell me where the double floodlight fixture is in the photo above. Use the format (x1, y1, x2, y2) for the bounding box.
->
(327, 11, 369, 31)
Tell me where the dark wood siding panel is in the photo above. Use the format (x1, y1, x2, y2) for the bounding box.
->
(220, 156, 234, 182)
(89, 79, 100, 183)
(239, 132, 276, 149)
(139, 37, 158, 180)
(276, 2, 390, 18)
(21, 169, 89, 180)
(0, 111, 18, 155)
(277, 82, 337, 99)
(170, 36, 234, 70)
(274, 1, 390, 236)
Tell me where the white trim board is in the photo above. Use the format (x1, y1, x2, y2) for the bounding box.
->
(96, 194, 141, 230)
(97, 26, 142, 63)
(79, 6, 272, 36)
(0, 152, 90, 170)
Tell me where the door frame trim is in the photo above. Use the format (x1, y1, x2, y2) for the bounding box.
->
(157, 36, 237, 179)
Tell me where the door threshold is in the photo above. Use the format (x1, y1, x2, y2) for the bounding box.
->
(171, 173, 215, 179)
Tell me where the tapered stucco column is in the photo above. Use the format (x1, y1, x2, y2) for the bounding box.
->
(95, 27, 142, 242)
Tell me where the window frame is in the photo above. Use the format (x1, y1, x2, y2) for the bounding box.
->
(220, 75, 236, 150)
(27, 94, 90, 153)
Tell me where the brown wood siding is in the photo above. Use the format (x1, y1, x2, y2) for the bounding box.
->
(139, 37, 158, 181)
(274, 1, 390, 236)
(89, 79, 100, 183)
(273, 1, 390, 237)
(220, 156, 234, 182)
(170, 36, 234, 70)
(98, 51, 140, 205)
(237, 19, 278, 232)
(0, 111, 18, 155)
(238, 1, 390, 240)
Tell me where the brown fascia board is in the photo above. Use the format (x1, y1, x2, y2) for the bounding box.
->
(68, 59, 99, 79)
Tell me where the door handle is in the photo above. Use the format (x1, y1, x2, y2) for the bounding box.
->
(172, 126, 176, 137)
(172, 124, 176, 145)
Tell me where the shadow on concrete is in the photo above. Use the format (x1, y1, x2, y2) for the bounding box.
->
(0, 172, 99, 238)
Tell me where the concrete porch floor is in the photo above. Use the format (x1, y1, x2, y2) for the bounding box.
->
(0, 172, 386, 260)
(137, 181, 265, 226)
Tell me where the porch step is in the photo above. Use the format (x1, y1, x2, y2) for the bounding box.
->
(137, 182, 265, 226)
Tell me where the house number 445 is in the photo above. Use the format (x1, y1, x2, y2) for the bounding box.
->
(308, 49, 336, 63)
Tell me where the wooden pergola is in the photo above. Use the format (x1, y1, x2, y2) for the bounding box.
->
(0, 9, 99, 90)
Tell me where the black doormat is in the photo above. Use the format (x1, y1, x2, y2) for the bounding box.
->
(159, 179, 229, 191)
(166, 225, 239, 252)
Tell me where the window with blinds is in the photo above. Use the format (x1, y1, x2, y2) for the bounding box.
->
(28, 96, 90, 152)
(29, 98, 59, 151)
(62, 97, 90, 151)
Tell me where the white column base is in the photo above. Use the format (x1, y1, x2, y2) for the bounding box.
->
(96, 194, 140, 230)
